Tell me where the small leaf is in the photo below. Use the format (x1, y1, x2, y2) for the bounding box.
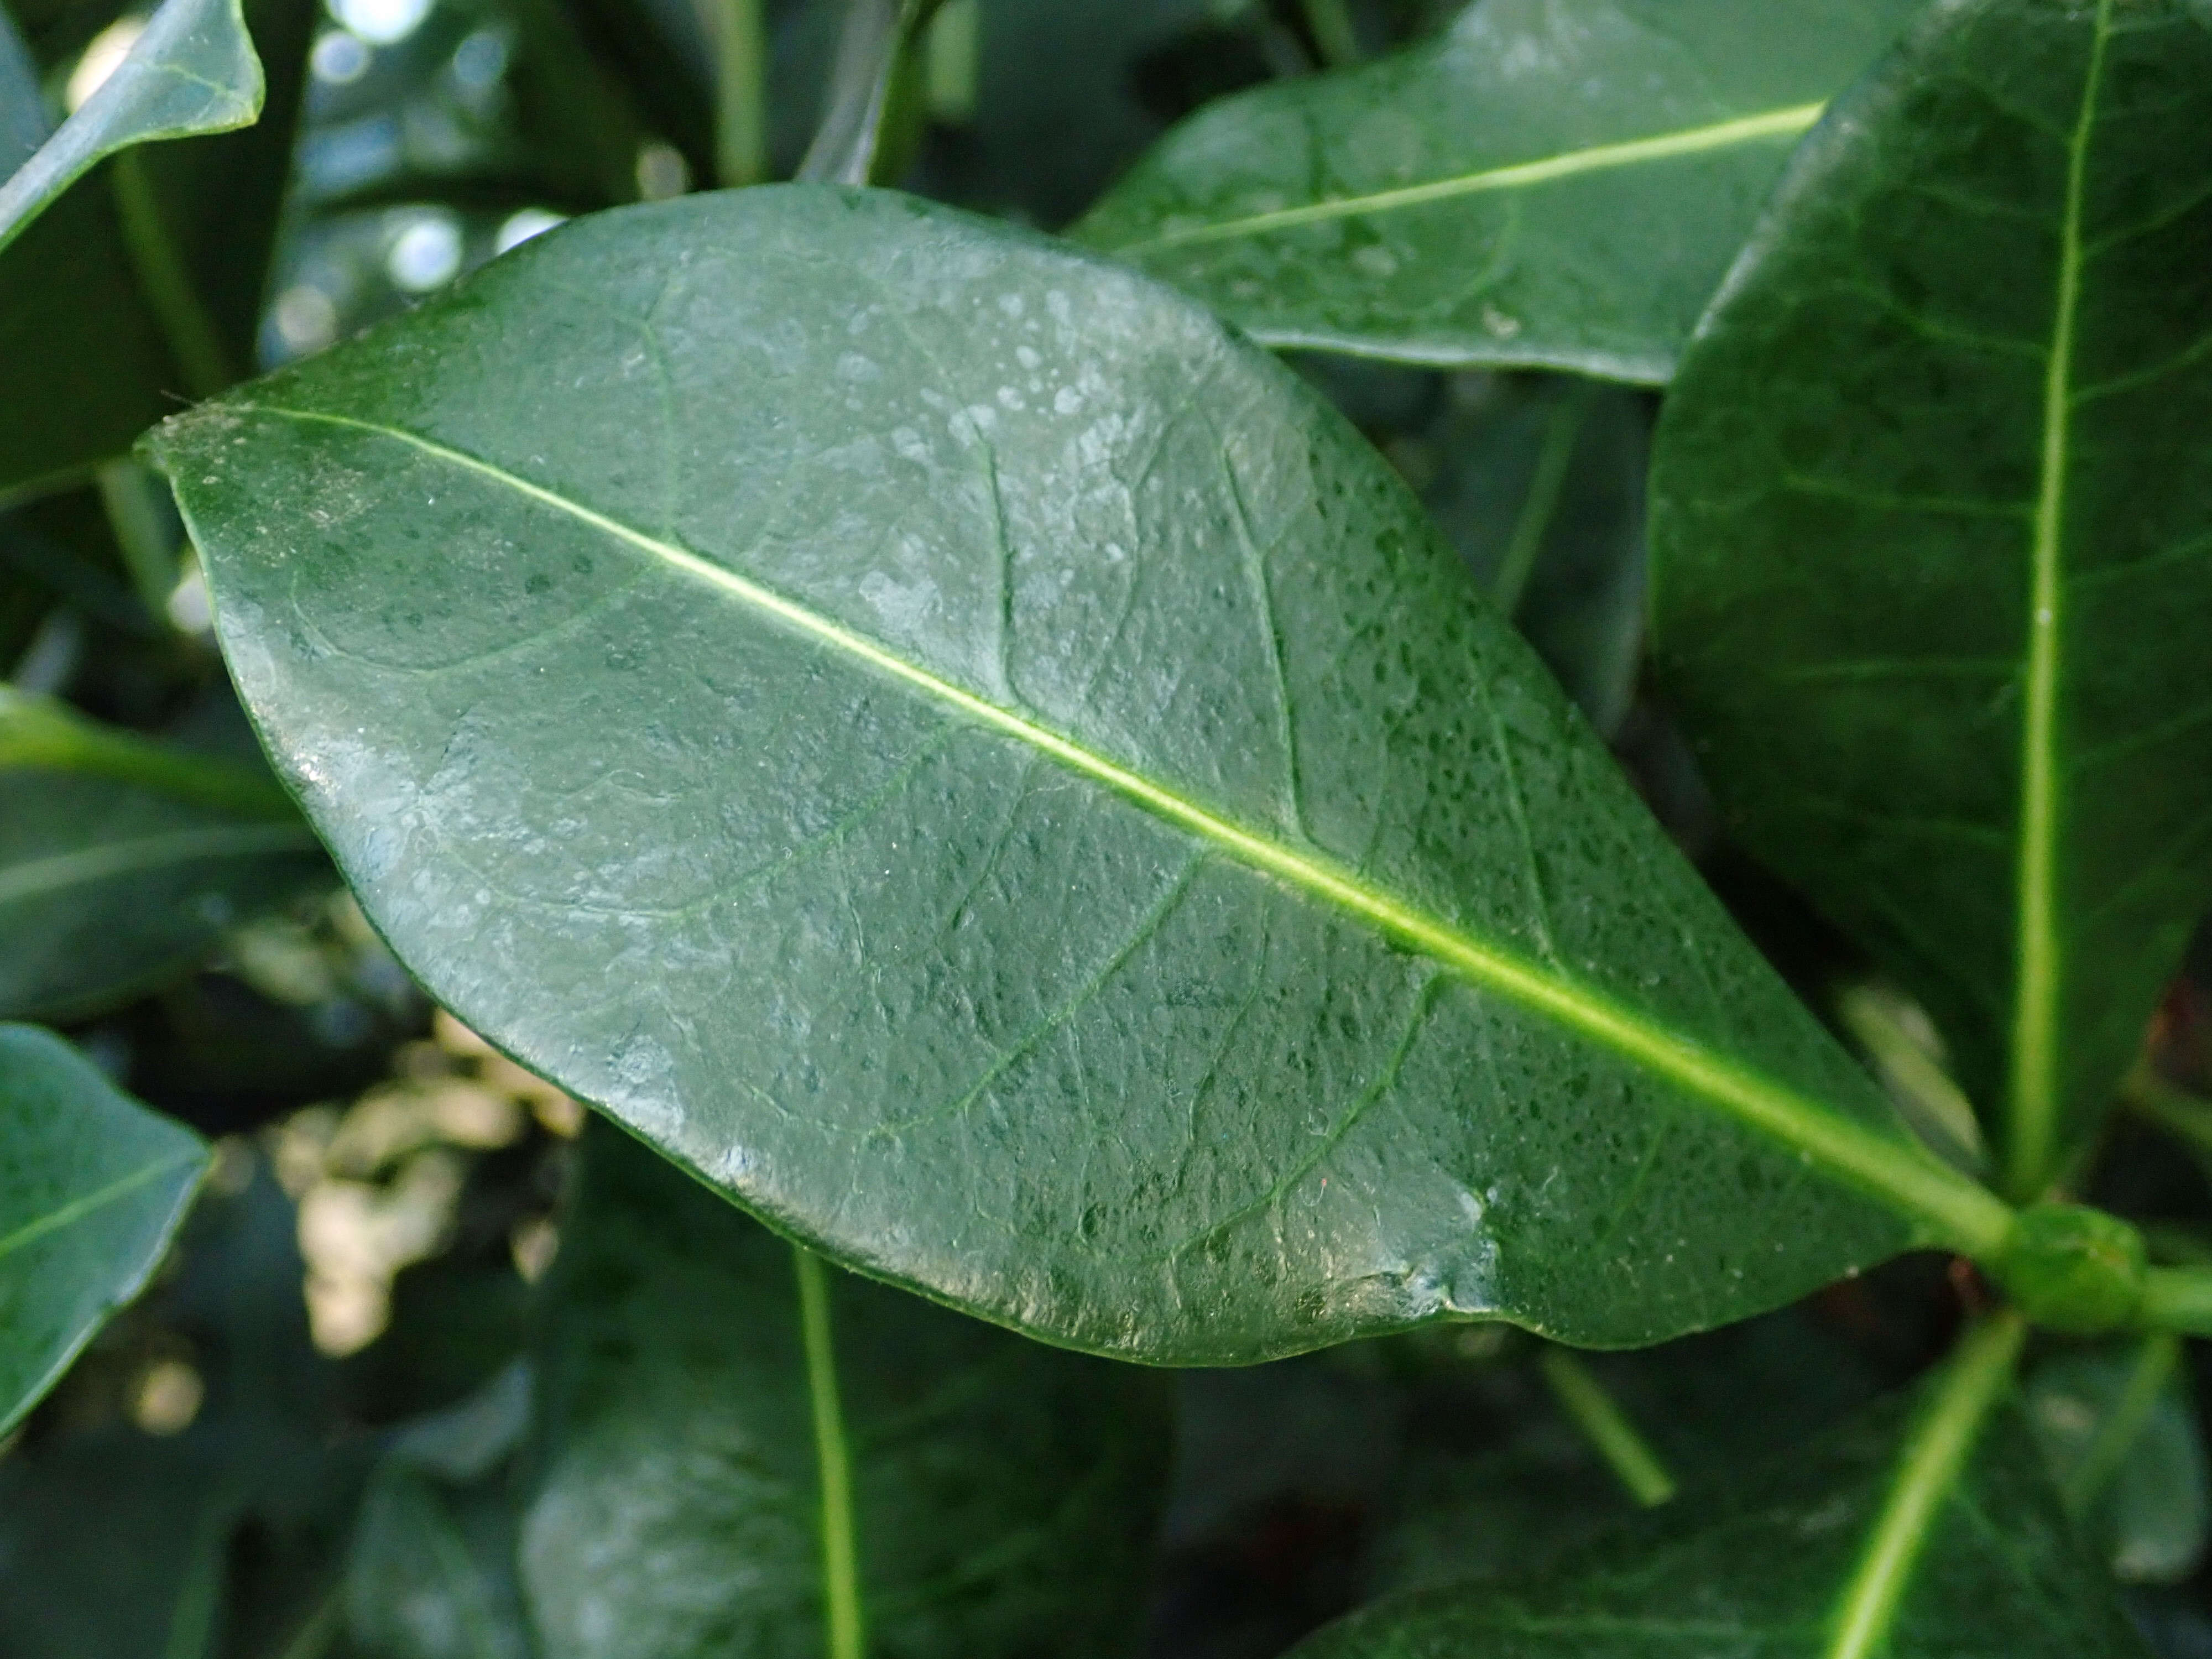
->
(0, 0, 312, 496)
(0, 1154, 367, 1653)
(152, 185, 2006, 1363)
(0, 0, 262, 254)
(1292, 1317, 2151, 1659)
(0, 690, 327, 1020)
(1073, 0, 1923, 381)
(1649, 0, 2212, 1194)
(0, 1022, 207, 1436)
(520, 1125, 1172, 1659)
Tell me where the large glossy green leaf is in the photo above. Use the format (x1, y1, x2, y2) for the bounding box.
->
(0, 0, 260, 253)
(151, 184, 2011, 1363)
(0, 688, 327, 1019)
(1648, 0, 2212, 1197)
(0, 1022, 206, 1435)
(520, 1125, 1171, 1658)
(0, 0, 311, 497)
(1291, 1316, 2150, 1659)
(1071, 0, 1924, 381)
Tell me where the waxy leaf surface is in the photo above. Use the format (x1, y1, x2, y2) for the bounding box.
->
(154, 185, 1963, 1363)
(1291, 1322, 2148, 1658)
(1650, 0, 2212, 1193)
(521, 1126, 1170, 1659)
(0, 1022, 206, 1435)
(1073, 0, 1922, 381)
(0, 0, 260, 253)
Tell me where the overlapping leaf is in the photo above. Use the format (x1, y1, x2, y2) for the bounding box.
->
(0, 0, 311, 496)
(2028, 1338, 2209, 1585)
(1292, 1319, 2148, 1658)
(152, 185, 1999, 1363)
(0, 1022, 206, 1435)
(520, 1126, 1171, 1658)
(1074, 0, 1923, 380)
(346, 1365, 536, 1659)
(0, 688, 326, 1019)
(1650, 0, 2212, 1193)
(0, 0, 260, 252)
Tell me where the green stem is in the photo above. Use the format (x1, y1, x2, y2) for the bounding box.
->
(112, 149, 234, 399)
(161, 1496, 237, 1659)
(0, 686, 298, 818)
(1490, 384, 1585, 620)
(797, 0, 946, 186)
(794, 1245, 866, 1659)
(2124, 1064, 2212, 1157)
(269, 1583, 346, 1659)
(924, 0, 979, 124)
(1825, 1311, 2027, 1659)
(95, 457, 180, 622)
(1300, 0, 1361, 67)
(2137, 1266, 2212, 1335)
(1537, 1347, 1676, 1507)
(1834, 984, 1983, 1172)
(2063, 1330, 2177, 1514)
(700, 0, 767, 186)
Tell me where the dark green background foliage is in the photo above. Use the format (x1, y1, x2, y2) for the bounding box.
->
(524, 1127, 1171, 1659)
(1292, 1385, 2150, 1659)
(9, 1, 2212, 1657)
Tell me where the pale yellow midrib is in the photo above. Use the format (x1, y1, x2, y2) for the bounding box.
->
(0, 1151, 199, 1262)
(220, 401, 2012, 1256)
(2007, 0, 2112, 1201)
(1107, 103, 1827, 254)
(1824, 1313, 2028, 1659)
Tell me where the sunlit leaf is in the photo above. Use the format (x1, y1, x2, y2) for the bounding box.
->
(0, 0, 311, 497)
